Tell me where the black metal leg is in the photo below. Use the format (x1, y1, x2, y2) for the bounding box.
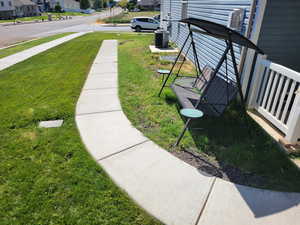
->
(189, 27, 202, 80)
(194, 43, 231, 109)
(228, 39, 246, 110)
(172, 41, 192, 84)
(158, 33, 191, 97)
(175, 118, 191, 146)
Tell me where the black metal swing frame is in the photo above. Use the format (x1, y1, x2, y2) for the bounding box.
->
(157, 18, 264, 145)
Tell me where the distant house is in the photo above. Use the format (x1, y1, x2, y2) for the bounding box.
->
(13, 0, 40, 17)
(48, 0, 80, 12)
(137, 0, 160, 11)
(0, 0, 15, 19)
(30, 0, 80, 12)
(31, 0, 47, 12)
(0, 0, 40, 19)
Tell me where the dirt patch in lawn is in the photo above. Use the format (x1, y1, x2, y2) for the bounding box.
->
(172, 149, 266, 187)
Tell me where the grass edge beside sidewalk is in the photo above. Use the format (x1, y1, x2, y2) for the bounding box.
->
(0, 33, 74, 59)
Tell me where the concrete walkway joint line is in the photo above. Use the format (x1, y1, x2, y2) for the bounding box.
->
(97, 140, 150, 162)
(76, 109, 122, 116)
(83, 87, 118, 91)
(76, 40, 300, 225)
(194, 177, 216, 225)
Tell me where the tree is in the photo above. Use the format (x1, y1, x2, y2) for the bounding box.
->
(54, 3, 62, 12)
(80, 0, 90, 9)
(126, 0, 136, 10)
(103, 0, 107, 8)
(109, 0, 115, 6)
(93, 0, 102, 9)
(118, 0, 128, 9)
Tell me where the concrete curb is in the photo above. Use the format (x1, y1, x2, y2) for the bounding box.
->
(0, 32, 88, 71)
(76, 40, 300, 225)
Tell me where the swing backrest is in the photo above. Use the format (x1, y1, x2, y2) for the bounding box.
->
(198, 75, 238, 116)
(195, 66, 215, 91)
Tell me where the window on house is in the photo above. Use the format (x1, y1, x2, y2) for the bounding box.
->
(181, 1, 188, 19)
(9, 1, 12, 6)
(0, 1, 4, 7)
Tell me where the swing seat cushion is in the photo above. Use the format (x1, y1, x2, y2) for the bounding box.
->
(171, 83, 222, 116)
(171, 83, 200, 108)
(171, 74, 238, 116)
(173, 66, 214, 90)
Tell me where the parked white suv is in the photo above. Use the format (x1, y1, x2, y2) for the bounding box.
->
(131, 17, 160, 32)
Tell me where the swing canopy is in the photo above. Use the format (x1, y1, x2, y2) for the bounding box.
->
(180, 18, 264, 54)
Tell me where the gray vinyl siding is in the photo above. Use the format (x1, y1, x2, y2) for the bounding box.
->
(162, 0, 254, 81)
(161, 0, 170, 30)
(257, 0, 300, 72)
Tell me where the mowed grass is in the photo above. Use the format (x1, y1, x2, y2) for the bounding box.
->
(103, 11, 158, 23)
(118, 36, 300, 192)
(0, 32, 162, 225)
(0, 33, 73, 59)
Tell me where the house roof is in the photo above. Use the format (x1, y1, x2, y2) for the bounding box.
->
(13, 0, 37, 7)
(180, 18, 264, 54)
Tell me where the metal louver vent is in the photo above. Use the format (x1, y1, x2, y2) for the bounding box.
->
(227, 8, 245, 32)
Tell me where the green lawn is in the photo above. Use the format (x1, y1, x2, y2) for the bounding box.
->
(103, 11, 159, 23)
(118, 35, 300, 192)
(0, 32, 162, 225)
(0, 33, 73, 59)
(0, 12, 88, 23)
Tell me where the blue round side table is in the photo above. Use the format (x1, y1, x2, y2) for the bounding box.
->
(180, 108, 204, 118)
(157, 69, 170, 83)
(175, 108, 204, 146)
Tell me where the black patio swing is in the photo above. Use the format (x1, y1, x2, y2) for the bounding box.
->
(158, 18, 264, 145)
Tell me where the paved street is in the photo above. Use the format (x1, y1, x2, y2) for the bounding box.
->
(0, 9, 131, 47)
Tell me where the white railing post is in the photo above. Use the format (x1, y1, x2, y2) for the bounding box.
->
(247, 54, 267, 108)
(285, 88, 300, 144)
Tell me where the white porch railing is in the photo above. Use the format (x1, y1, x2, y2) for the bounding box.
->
(248, 55, 300, 144)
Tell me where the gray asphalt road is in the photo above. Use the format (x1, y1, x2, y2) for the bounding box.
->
(0, 9, 131, 47)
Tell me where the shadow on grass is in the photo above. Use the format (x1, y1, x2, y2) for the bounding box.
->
(164, 92, 178, 105)
(174, 100, 300, 192)
(173, 100, 300, 217)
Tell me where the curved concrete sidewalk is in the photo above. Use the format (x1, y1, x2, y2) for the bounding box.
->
(75, 40, 300, 225)
(0, 32, 88, 71)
